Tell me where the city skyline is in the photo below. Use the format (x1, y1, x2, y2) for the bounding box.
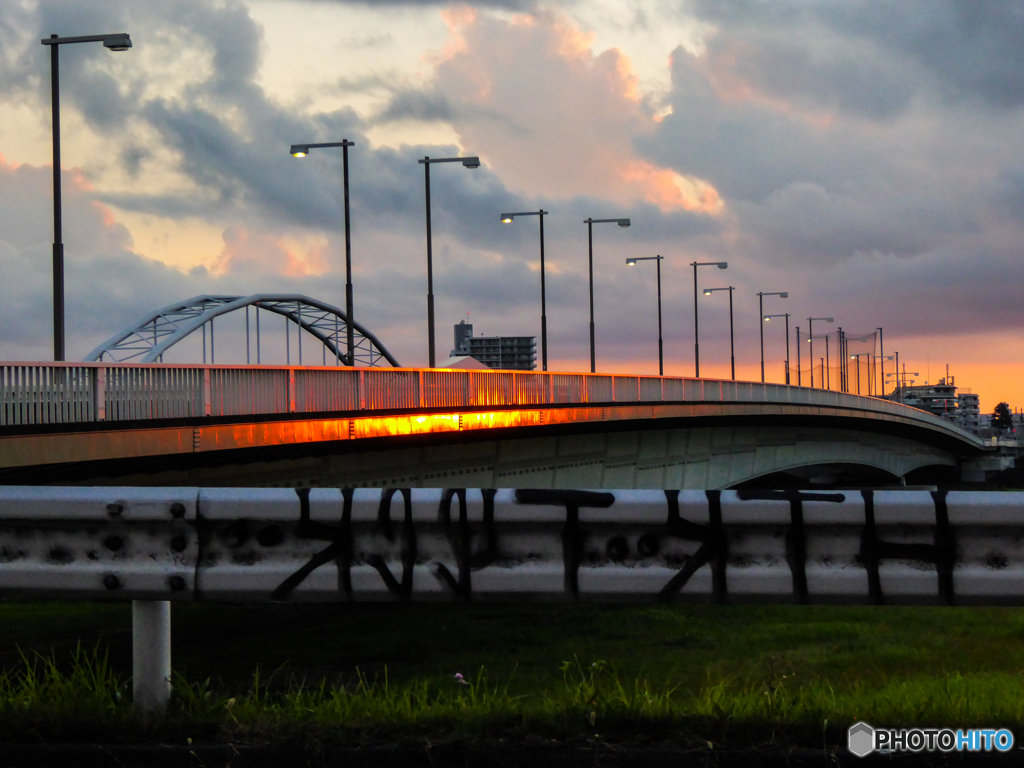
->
(0, 1, 1022, 412)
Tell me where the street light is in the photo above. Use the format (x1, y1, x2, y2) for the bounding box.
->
(806, 317, 833, 388)
(418, 155, 481, 367)
(756, 291, 788, 382)
(763, 313, 790, 384)
(290, 140, 356, 365)
(691, 261, 728, 377)
(584, 217, 631, 372)
(41, 32, 132, 361)
(703, 286, 735, 380)
(626, 256, 664, 375)
(501, 210, 550, 370)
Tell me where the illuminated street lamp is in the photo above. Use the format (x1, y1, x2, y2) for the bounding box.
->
(41, 32, 132, 361)
(626, 256, 664, 375)
(419, 155, 481, 367)
(691, 261, 728, 377)
(703, 286, 735, 380)
(290, 140, 356, 364)
(584, 217, 631, 372)
(806, 317, 833, 388)
(756, 291, 787, 382)
(763, 313, 790, 384)
(501, 210, 549, 370)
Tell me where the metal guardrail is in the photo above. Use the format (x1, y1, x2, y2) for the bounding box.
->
(0, 362, 983, 446)
(3, 485, 1020, 715)
(2, 486, 1021, 605)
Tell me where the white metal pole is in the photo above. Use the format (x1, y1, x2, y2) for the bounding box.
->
(132, 600, 171, 717)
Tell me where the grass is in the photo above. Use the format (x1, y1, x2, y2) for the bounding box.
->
(3, 602, 1024, 748)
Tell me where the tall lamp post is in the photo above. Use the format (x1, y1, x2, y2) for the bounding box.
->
(42, 32, 132, 361)
(291, 141, 356, 365)
(584, 217, 631, 372)
(763, 313, 790, 384)
(691, 261, 728, 377)
(501, 210, 550, 370)
(703, 286, 736, 380)
(850, 352, 871, 395)
(626, 256, 664, 375)
(419, 155, 481, 367)
(756, 291, 788, 382)
(806, 317, 833, 388)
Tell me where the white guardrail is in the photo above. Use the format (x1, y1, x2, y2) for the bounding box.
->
(0, 362, 980, 444)
(4, 485, 1021, 715)
(2, 486, 1021, 605)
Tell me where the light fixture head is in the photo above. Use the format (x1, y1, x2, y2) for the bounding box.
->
(103, 34, 131, 51)
(763, 316, 770, 322)
(462, 156, 481, 169)
(780, 292, 789, 298)
(826, 317, 834, 323)
(500, 214, 513, 223)
(618, 219, 631, 228)
(626, 258, 637, 266)
(290, 145, 308, 157)
(717, 262, 728, 269)
(703, 289, 712, 295)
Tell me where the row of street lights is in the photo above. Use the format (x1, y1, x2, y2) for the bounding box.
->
(41, 31, 895, 391)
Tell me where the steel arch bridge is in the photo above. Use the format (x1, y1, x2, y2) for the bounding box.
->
(84, 294, 401, 367)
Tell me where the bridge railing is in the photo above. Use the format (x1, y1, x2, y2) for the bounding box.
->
(0, 362, 980, 443)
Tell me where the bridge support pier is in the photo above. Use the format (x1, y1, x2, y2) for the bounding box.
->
(132, 600, 171, 717)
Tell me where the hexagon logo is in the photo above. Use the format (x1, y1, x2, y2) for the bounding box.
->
(848, 722, 875, 758)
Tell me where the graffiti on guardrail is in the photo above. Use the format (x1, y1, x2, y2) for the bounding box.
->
(2, 486, 1005, 605)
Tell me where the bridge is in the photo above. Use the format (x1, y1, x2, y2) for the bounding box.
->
(0, 361, 996, 488)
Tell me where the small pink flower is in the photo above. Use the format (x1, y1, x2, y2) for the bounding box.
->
(454, 673, 469, 685)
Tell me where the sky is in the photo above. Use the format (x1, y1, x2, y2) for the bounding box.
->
(1, 0, 1023, 412)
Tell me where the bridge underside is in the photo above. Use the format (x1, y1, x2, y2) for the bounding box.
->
(0, 406, 962, 488)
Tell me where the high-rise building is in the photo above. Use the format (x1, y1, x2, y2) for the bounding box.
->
(451, 320, 536, 370)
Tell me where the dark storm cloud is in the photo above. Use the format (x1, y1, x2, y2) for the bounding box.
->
(375, 90, 455, 123)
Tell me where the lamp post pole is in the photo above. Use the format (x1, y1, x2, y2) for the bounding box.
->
(704, 286, 736, 379)
(626, 256, 665, 375)
(764, 314, 790, 384)
(691, 261, 728, 378)
(42, 32, 131, 361)
(418, 155, 480, 367)
(757, 291, 788, 382)
(807, 316, 833, 388)
(877, 327, 884, 399)
(501, 210, 550, 370)
(795, 325, 802, 386)
(584, 217, 631, 372)
(290, 140, 356, 364)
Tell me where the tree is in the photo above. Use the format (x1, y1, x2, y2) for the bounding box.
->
(991, 402, 1014, 431)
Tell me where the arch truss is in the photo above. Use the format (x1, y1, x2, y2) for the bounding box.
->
(84, 294, 401, 367)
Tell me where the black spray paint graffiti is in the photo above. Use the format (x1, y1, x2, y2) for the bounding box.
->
(209, 487, 968, 603)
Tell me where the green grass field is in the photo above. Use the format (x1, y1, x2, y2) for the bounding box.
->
(3, 601, 1024, 748)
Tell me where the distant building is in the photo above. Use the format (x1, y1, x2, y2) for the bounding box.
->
(451, 320, 536, 370)
(889, 376, 982, 434)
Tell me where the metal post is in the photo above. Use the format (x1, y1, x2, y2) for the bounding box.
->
(796, 326, 801, 386)
(539, 212, 548, 372)
(245, 306, 250, 365)
(132, 600, 170, 717)
(656, 257, 664, 376)
(49, 37, 64, 362)
(825, 335, 830, 390)
(878, 327, 884, 398)
(784, 314, 790, 385)
(588, 220, 595, 373)
(758, 293, 764, 382)
(255, 303, 261, 365)
(808, 318, 814, 388)
(728, 287, 735, 380)
(285, 313, 290, 365)
(297, 305, 302, 365)
(202, 323, 206, 364)
(210, 318, 215, 365)
(424, 159, 435, 368)
(693, 262, 699, 378)
(343, 142, 355, 366)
